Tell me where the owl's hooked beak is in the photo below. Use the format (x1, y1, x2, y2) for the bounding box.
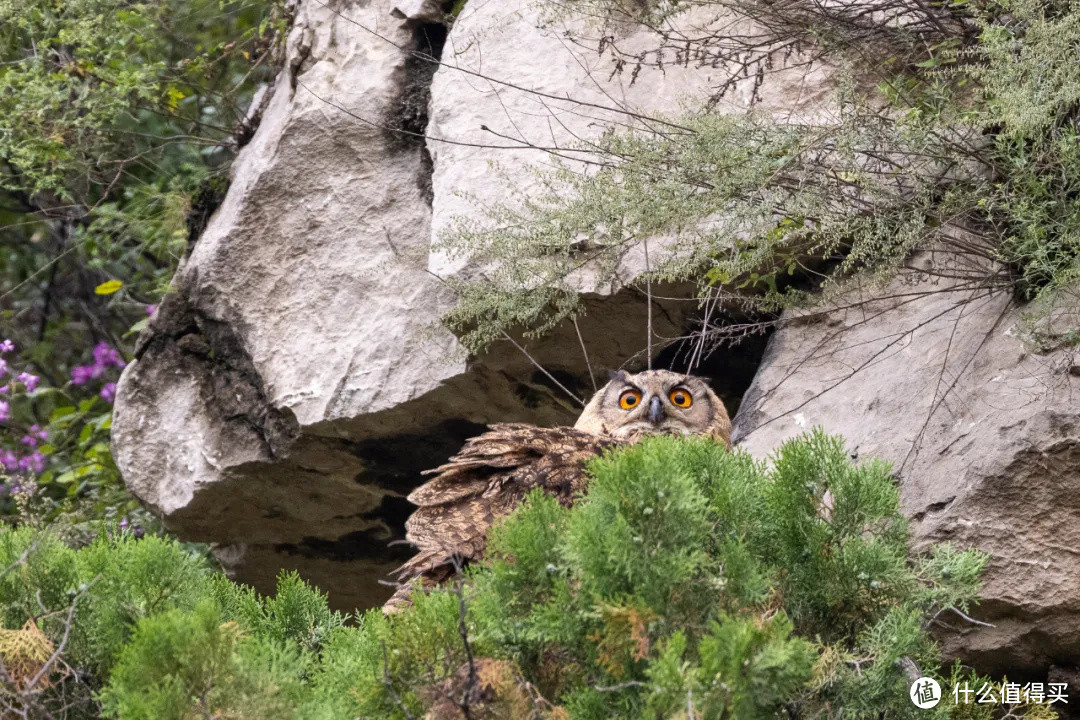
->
(647, 395, 665, 425)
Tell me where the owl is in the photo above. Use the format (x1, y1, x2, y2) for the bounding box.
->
(385, 369, 731, 610)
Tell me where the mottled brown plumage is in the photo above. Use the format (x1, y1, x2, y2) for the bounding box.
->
(386, 370, 731, 610)
(385, 423, 616, 610)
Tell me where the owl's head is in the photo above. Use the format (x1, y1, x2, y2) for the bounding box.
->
(573, 369, 731, 446)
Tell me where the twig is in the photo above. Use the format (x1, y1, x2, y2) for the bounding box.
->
(500, 332, 585, 406)
(644, 238, 653, 370)
(380, 640, 416, 720)
(452, 557, 477, 720)
(0, 542, 36, 581)
(946, 606, 995, 628)
(595, 680, 649, 692)
(573, 316, 598, 393)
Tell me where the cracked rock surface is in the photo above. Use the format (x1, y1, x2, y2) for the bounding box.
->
(734, 251, 1080, 678)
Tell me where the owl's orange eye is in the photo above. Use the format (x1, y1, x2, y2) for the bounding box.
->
(669, 388, 693, 408)
(618, 389, 642, 410)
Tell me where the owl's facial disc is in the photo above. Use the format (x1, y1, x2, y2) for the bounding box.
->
(573, 369, 720, 440)
(608, 380, 700, 438)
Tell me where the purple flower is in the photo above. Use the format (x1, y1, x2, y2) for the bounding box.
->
(20, 434, 36, 448)
(0, 359, 7, 377)
(71, 365, 94, 385)
(18, 452, 45, 474)
(119, 517, 129, 531)
(0, 401, 8, 423)
(145, 304, 158, 316)
(29, 425, 47, 441)
(0, 339, 13, 353)
(100, 382, 118, 403)
(91, 341, 110, 365)
(16, 372, 39, 392)
(92, 341, 125, 369)
(0, 450, 16, 471)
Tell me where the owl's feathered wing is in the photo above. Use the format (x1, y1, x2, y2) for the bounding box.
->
(386, 423, 618, 610)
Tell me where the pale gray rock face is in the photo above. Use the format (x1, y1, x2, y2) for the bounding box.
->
(733, 251, 1080, 677)
(112, 0, 833, 606)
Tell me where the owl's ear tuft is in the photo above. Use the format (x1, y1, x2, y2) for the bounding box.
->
(607, 369, 629, 383)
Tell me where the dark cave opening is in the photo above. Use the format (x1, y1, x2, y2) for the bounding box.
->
(510, 304, 776, 422)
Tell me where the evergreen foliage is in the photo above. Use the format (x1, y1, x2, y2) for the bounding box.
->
(0, 525, 344, 718)
(99, 601, 309, 720)
(1, 432, 1043, 719)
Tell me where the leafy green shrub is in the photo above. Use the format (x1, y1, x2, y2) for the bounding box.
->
(99, 601, 309, 720)
(0, 525, 343, 719)
(0, 0, 288, 529)
(442, 432, 990, 719)
(311, 432, 1010, 719)
(966, 0, 1080, 309)
(0, 334, 152, 536)
(1, 433, 1048, 719)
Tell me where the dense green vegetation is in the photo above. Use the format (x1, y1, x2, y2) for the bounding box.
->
(2, 433, 1054, 719)
(0, 0, 286, 526)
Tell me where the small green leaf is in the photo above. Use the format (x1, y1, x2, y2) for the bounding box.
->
(125, 318, 149, 337)
(95, 280, 123, 295)
(50, 406, 77, 422)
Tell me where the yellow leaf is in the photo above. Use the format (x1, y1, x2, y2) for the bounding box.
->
(166, 87, 185, 112)
(94, 280, 123, 295)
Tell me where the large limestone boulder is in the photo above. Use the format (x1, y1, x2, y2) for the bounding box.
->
(733, 250, 1080, 678)
(112, 0, 833, 608)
